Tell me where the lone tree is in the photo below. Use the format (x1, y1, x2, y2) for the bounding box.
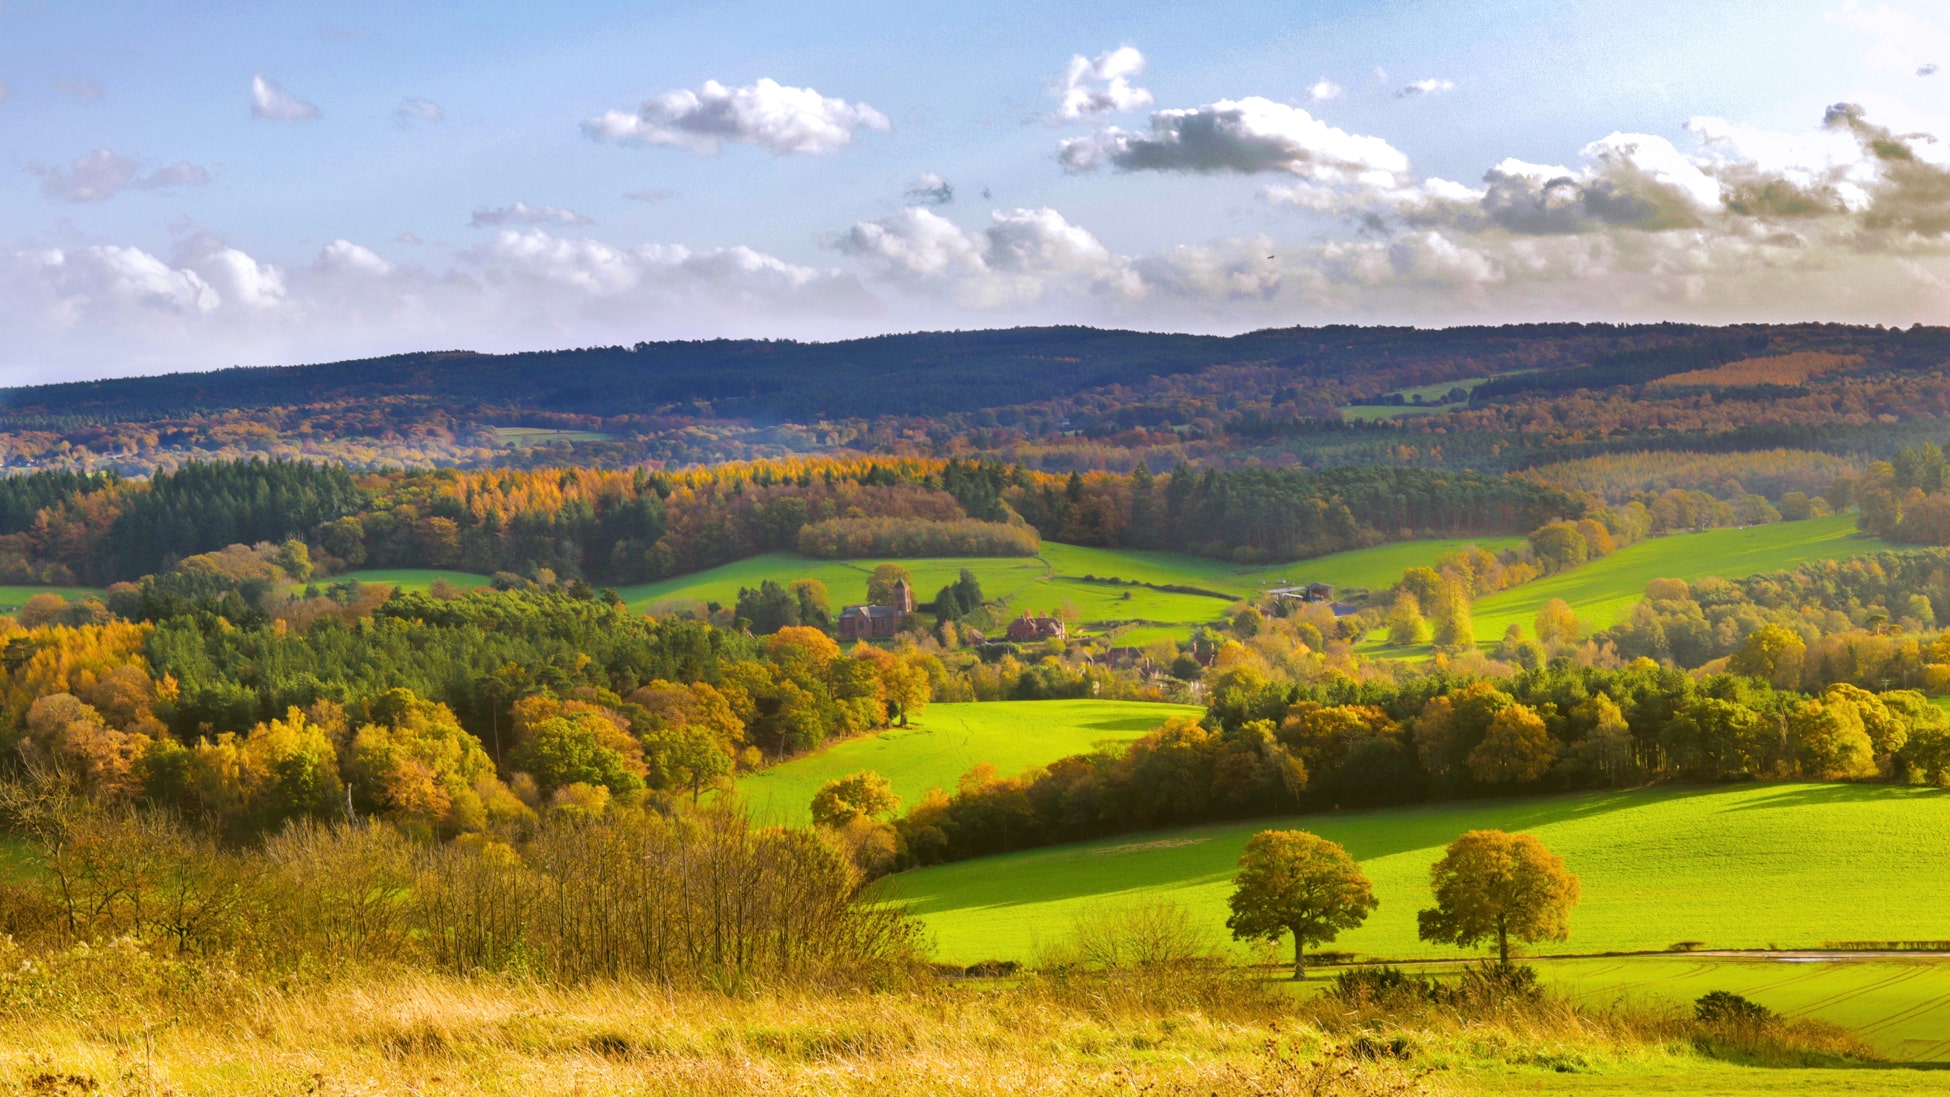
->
(1226, 830, 1377, 980)
(809, 770, 900, 828)
(1417, 829, 1580, 966)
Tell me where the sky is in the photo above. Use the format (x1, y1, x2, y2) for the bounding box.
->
(2, 0, 1950, 382)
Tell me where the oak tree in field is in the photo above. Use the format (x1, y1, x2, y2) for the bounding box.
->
(1225, 829, 1377, 979)
(1418, 829, 1579, 965)
(810, 770, 900, 828)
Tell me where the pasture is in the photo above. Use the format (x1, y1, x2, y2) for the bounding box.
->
(618, 537, 1522, 640)
(336, 568, 495, 594)
(890, 783, 1950, 966)
(1469, 515, 1898, 643)
(739, 699, 1196, 826)
(0, 584, 103, 612)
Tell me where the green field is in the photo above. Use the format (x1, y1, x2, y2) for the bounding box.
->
(0, 584, 103, 612)
(739, 699, 1198, 825)
(488, 426, 613, 444)
(1469, 515, 1898, 643)
(618, 538, 1522, 640)
(891, 783, 1950, 965)
(1337, 377, 1490, 421)
(337, 568, 495, 594)
(1536, 956, 1950, 1064)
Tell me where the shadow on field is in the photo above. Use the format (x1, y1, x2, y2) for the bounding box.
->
(895, 786, 1737, 915)
(1719, 783, 1947, 812)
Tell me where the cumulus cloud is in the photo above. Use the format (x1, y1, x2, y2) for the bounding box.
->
(836, 206, 1138, 306)
(395, 97, 443, 127)
(1059, 97, 1412, 190)
(251, 73, 320, 121)
(1305, 79, 1343, 103)
(1396, 78, 1456, 97)
(904, 171, 954, 205)
(1050, 46, 1153, 121)
(584, 78, 889, 155)
(30, 149, 210, 203)
(469, 201, 593, 228)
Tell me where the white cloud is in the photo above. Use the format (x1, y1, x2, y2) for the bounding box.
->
(584, 78, 889, 155)
(30, 149, 210, 203)
(1305, 79, 1343, 103)
(315, 239, 393, 276)
(1396, 78, 1456, 97)
(1059, 97, 1411, 190)
(837, 206, 1138, 306)
(0, 230, 877, 376)
(395, 97, 443, 127)
(469, 201, 593, 228)
(251, 73, 320, 121)
(1050, 46, 1153, 121)
(904, 171, 954, 205)
(1923, 63, 1941, 76)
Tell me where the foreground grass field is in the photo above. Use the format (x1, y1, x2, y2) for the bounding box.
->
(891, 783, 1950, 966)
(1469, 515, 1897, 643)
(739, 699, 1198, 825)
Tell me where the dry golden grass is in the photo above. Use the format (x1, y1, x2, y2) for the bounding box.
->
(0, 948, 1890, 1097)
(1648, 351, 1863, 389)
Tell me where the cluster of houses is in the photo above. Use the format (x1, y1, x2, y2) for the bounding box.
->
(834, 578, 1070, 645)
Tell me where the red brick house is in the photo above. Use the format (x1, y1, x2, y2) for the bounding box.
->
(1005, 611, 1066, 642)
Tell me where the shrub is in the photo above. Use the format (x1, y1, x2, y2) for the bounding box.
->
(1696, 990, 1774, 1025)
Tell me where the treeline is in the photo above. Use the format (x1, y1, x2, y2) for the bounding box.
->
(796, 517, 1039, 559)
(895, 662, 1950, 868)
(5, 570, 934, 842)
(1594, 550, 1950, 688)
(0, 455, 1579, 586)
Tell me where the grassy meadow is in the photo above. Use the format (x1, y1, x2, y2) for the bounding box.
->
(738, 699, 1198, 825)
(1468, 514, 1898, 643)
(338, 568, 496, 594)
(1540, 956, 1950, 1063)
(0, 584, 103, 612)
(614, 536, 1522, 641)
(891, 783, 1950, 966)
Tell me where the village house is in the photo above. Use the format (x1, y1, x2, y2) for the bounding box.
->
(837, 579, 913, 641)
(1006, 610, 1066, 642)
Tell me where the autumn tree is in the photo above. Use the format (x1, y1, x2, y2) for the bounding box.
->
(1418, 829, 1580, 965)
(1533, 598, 1580, 649)
(1226, 830, 1377, 979)
(1465, 703, 1556, 785)
(1728, 624, 1806, 689)
(1429, 577, 1475, 649)
(1385, 592, 1426, 646)
(810, 770, 900, 827)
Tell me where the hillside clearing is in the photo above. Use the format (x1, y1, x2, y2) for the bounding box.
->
(1469, 515, 1897, 642)
(738, 699, 1198, 826)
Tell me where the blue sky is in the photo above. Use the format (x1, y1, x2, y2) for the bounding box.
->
(2, 0, 1949, 380)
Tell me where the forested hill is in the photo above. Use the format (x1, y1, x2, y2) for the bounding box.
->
(0, 322, 1856, 424)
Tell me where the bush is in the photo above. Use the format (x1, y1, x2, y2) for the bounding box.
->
(1330, 965, 1434, 1006)
(1696, 990, 1774, 1024)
